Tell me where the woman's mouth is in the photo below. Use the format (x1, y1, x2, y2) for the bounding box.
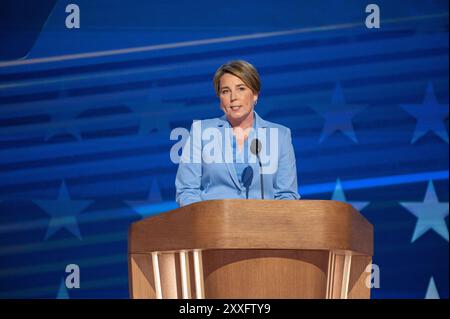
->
(230, 105, 241, 111)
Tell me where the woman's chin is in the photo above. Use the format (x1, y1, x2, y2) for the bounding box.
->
(228, 110, 249, 120)
(227, 113, 244, 122)
(224, 107, 254, 124)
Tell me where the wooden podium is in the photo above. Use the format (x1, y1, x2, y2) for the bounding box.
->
(128, 199, 373, 299)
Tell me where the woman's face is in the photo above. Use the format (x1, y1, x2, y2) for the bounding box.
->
(219, 73, 258, 124)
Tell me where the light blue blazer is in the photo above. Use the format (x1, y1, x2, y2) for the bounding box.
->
(175, 112, 300, 207)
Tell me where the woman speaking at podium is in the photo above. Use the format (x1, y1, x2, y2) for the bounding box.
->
(175, 60, 300, 207)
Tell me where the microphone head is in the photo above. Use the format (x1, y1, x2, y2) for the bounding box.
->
(250, 138, 262, 155)
(241, 166, 254, 189)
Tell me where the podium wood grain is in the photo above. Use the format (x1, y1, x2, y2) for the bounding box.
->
(128, 199, 373, 299)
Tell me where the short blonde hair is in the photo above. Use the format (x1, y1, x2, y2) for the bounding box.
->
(213, 60, 261, 96)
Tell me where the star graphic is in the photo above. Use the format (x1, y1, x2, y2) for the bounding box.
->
(127, 87, 183, 135)
(45, 82, 82, 141)
(57, 278, 70, 299)
(331, 178, 370, 211)
(127, 103, 173, 135)
(400, 180, 449, 243)
(45, 114, 82, 141)
(128, 85, 221, 137)
(425, 277, 440, 299)
(314, 82, 366, 144)
(125, 178, 162, 218)
(34, 181, 94, 241)
(401, 82, 449, 144)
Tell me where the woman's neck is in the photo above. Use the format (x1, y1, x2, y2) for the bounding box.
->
(229, 111, 254, 131)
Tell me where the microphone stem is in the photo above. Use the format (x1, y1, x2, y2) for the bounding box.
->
(257, 155, 264, 199)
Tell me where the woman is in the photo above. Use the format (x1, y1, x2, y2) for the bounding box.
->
(175, 60, 300, 207)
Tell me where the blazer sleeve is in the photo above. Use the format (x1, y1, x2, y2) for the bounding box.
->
(175, 122, 203, 207)
(273, 128, 301, 200)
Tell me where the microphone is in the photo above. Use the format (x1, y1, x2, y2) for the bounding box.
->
(241, 166, 253, 199)
(250, 139, 264, 199)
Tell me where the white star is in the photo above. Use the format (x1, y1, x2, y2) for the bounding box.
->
(425, 277, 440, 299)
(34, 181, 93, 241)
(400, 180, 449, 243)
(331, 178, 370, 211)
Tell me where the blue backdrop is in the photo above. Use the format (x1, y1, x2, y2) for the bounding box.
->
(0, 0, 448, 299)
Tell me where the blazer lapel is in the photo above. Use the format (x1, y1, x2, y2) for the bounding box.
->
(218, 111, 270, 191)
(218, 117, 243, 190)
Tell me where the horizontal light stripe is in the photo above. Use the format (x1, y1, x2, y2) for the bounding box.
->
(301, 170, 449, 195)
(0, 13, 446, 68)
(0, 171, 447, 238)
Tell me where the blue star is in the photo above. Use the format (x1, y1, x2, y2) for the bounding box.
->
(400, 180, 449, 243)
(331, 178, 370, 211)
(126, 178, 162, 218)
(34, 181, 93, 241)
(57, 278, 70, 299)
(401, 82, 449, 144)
(425, 277, 440, 299)
(44, 82, 83, 141)
(127, 88, 183, 135)
(45, 116, 82, 141)
(314, 82, 366, 144)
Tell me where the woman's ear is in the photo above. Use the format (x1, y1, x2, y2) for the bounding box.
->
(253, 94, 259, 105)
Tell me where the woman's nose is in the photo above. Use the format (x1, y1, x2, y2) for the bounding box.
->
(230, 90, 237, 101)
